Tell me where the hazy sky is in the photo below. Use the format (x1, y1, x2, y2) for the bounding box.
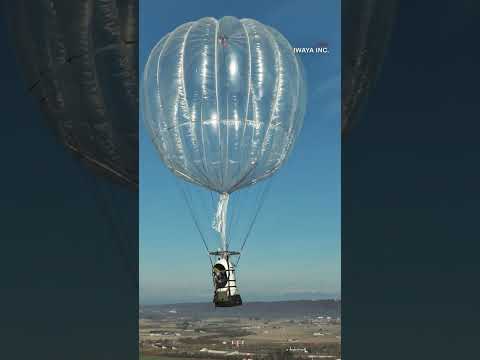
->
(140, 0, 340, 304)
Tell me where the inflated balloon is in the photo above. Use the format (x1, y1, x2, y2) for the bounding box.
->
(6, 0, 138, 187)
(143, 16, 307, 306)
(342, 0, 397, 135)
(144, 16, 306, 195)
(5, 0, 139, 287)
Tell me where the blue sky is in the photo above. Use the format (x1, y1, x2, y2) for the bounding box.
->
(140, 0, 340, 304)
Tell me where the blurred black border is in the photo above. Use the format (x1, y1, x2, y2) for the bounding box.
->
(0, 2, 139, 359)
(342, 1, 480, 358)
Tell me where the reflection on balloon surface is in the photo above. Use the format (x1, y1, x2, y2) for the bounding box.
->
(6, 0, 139, 286)
(143, 16, 307, 195)
(342, 0, 397, 135)
(7, 0, 138, 187)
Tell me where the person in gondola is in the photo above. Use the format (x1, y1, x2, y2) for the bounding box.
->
(213, 266, 228, 289)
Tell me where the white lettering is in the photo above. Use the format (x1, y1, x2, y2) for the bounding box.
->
(293, 46, 329, 55)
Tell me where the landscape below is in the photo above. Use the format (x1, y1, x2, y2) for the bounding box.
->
(140, 300, 341, 360)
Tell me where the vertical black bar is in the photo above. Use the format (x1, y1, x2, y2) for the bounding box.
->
(0, 1, 139, 358)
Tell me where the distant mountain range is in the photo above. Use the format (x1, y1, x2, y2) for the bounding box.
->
(140, 299, 341, 320)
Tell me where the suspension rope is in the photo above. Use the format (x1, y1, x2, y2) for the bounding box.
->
(102, 181, 138, 284)
(209, 190, 216, 213)
(225, 196, 236, 250)
(235, 178, 273, 267)
(81, 163, 138, 288)
(177, 182, 213, 266)
(226, 186, 249, 250)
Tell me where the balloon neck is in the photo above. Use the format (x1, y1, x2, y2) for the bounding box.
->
(212, 193, 230, 251)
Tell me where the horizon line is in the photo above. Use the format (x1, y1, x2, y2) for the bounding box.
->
(140, 297, 342, 307)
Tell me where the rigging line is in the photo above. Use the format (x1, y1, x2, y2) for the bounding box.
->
(225, 193, 237, 249)
(186, 184, 210, 226)
(226, 188, 246, 250)
(195, 186, 212, 223)
(235, 178, 273, 267)
(226, 188, 247, 250)
(209, 190, 216, 213)
(177, 182, 212, 265)
(238, 180, 264, 246)
(93, 176, 138, 288)
(228, 183, 256, 249)
(103, 181, 137, 275)
(81, 163, 138, 288)
(225, 201, 233, 250)
(183, 186, 213, 269)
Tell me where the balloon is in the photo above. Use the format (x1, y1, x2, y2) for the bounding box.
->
(6, 0, 138, 187)
(143, 16, 306, 195)
(143, 17, 306, 306)
(342, 0, 397, 135)
(5, 0, 139, 286)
